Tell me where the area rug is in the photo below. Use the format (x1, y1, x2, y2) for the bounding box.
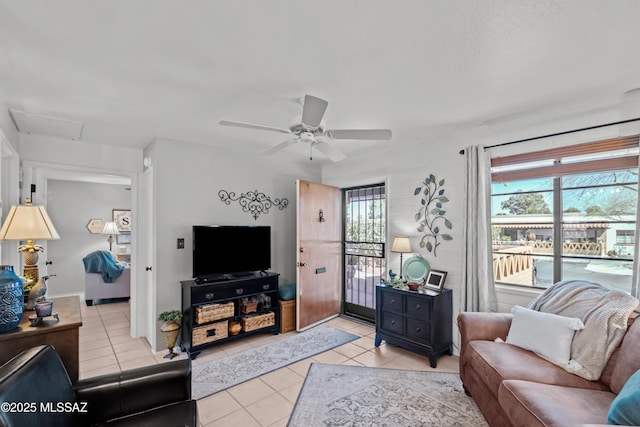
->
(192, 326, 359, 399)
(288, 363, 488, 427)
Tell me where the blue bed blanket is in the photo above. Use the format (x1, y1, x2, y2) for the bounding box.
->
(82, 250, 124, 283)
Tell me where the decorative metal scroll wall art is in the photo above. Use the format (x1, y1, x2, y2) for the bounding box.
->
(414, 174, 452, 257)
(218, 189, 289, 220)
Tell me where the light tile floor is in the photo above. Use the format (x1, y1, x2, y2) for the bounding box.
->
(79, 301, 460, 427)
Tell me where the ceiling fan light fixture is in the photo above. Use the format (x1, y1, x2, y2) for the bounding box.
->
(220, 94, 391, 162)
(299, 132, 315, 144)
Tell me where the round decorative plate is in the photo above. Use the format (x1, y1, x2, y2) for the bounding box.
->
(403, 255, 430, 282)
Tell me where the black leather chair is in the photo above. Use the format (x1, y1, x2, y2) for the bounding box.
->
(0, 345, 197, 427)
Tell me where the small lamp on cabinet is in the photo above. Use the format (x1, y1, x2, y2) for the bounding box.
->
(391, 236, 412, 279)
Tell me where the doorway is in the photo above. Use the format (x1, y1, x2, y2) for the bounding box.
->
(342, 184, 386, 322)
(21, 161, 139, 336)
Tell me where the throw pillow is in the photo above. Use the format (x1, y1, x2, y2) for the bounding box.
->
(506, 305, 584, 366)
(608, 369, 640, 425)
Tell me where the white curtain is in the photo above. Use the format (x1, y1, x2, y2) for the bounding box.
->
(460, 145, 497, 312)
(632, 154, 640, 298)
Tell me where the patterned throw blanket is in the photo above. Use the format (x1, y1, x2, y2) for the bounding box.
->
(528, 280, 639, 380)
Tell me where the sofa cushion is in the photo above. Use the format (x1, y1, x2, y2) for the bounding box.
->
(607, 369, 640, 425)
(0, 346, 76, 427)
(506, 305, 584, 366)
(92, 400, 198, 427)
(465, 340, 609, 400)
(610, 319, 640, 394)
(499, 380, 614, 427)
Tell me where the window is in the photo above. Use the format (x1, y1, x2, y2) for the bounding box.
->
(616, 230, 635, 245)
(490, 136, 638, 293)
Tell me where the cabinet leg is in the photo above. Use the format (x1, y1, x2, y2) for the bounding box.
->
(188, 350, 200, 360)
(374, 334, 381, 347)
(428, 356, 437, 369)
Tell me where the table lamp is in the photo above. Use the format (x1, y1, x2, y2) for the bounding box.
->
(391, 236, 412, 279)
(0, 198, 60, 282)
(100, 221, 120, 251)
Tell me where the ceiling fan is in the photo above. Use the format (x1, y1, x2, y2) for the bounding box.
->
(219, 95, 392, 161)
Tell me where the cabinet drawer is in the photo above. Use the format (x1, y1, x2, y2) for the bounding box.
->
(191, 287, 236, 304)
(380, 312, 403, 334)
(405, 295, 430, 319)
(233, 279, 278, 296)
(405, 318, 430, 342)
(380, 292, 403, 314)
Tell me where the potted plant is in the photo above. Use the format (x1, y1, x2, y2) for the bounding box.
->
(158, 310, 183, 359)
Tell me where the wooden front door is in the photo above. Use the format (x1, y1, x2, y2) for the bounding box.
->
(296, 180, 341, 330)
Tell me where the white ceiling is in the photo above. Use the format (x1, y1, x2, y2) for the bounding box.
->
(2, 0, 640, 164)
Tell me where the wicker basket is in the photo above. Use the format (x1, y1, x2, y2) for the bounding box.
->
(279, 299, 296, 333)
(195, 302, 234, 324)
(241, 312, 275, 332)
(240, 301, 258, 314)
(192, 320, 229, 346)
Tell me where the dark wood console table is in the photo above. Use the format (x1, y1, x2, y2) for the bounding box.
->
(0, 296, 82, 381)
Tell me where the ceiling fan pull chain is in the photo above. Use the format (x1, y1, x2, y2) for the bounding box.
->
(309, 143, 313, 161)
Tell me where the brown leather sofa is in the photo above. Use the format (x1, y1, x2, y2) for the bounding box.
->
(458, 312, 640, 427)
(0, 345, 198, 426)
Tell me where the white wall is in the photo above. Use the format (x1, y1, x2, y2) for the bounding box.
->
(46, 180, 131, 297)
(147, 138, 322, 350)
(322, 102, 640, 353)
(19, 134, 141, 173)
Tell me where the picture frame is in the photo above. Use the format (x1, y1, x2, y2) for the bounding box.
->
(116, 233, 131, 244)
(424, 269, 447, 292)
(112, 209, 131, 233)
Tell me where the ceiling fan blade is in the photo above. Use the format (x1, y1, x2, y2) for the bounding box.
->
(314, 140, 346, 162)
(219, 120, 291, 134)
(326, 129, 392, 140)
(262, 139, 298, 155)
(301, 95, 328, 128)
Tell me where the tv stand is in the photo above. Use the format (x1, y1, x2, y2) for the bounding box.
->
(181, 272, 280, 359)
(231, 271, 255, 278)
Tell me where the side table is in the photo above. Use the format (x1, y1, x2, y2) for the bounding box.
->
(0, 296, 83, 381)
(375, 285, 452, 368)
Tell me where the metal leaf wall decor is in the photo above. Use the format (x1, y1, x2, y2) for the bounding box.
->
(414, 173, 453, 256)
(218, 189, 289, 220)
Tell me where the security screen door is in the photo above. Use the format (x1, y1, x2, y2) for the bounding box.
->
(343, 184, 386, 322)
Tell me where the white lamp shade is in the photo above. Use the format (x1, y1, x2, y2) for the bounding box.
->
(391, 236, 412, 253)
(100, 221, 120, 235)
(0, 203, 60, 241)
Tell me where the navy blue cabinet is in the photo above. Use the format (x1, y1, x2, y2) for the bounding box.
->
(375, 284, 452, 368)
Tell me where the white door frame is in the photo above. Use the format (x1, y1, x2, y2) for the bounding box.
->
(0, 128, 20, 268)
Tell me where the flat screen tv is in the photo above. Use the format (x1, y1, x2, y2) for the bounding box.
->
(192, 225, 271, 279)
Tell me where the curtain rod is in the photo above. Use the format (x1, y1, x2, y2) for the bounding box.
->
(458, 116, 640, 155)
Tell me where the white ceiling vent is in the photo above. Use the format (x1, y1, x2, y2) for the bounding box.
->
(9, 109, 84, 140)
